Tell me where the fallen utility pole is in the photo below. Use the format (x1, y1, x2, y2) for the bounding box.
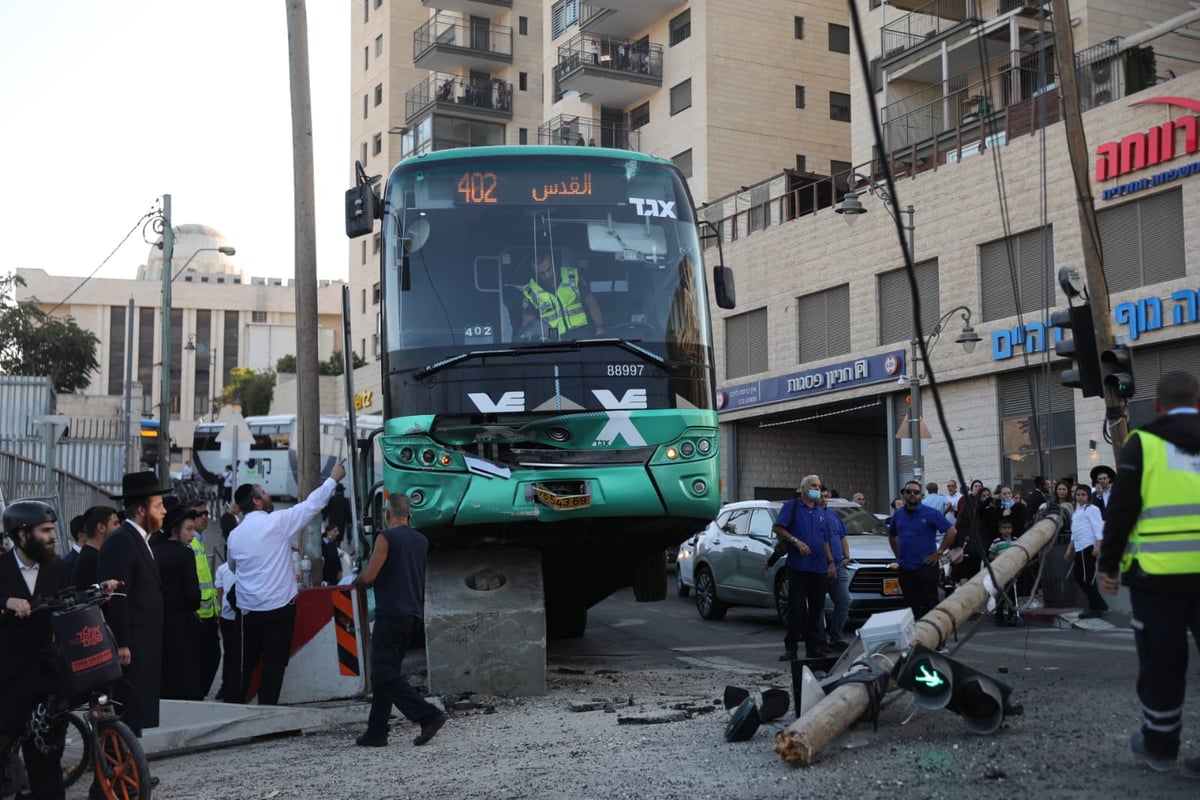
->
(1050, 0, 1128, 462)
(774, 513, 1062, 766)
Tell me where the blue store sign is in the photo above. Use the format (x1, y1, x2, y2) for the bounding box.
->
(718, 351, 906, 412)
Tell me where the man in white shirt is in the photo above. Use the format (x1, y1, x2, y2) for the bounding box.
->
(227, 460, 346, 705)
(945, 479, 963, 524)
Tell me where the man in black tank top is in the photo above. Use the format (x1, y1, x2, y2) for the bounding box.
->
(353, 493, 447, 747)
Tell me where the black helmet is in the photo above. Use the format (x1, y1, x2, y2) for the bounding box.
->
(4, 500, 58, 539)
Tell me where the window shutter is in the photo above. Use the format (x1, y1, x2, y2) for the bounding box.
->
(878, 260, 938, 345)
(826, 284, 851, 357)
(749, 307, 769, 373)
(726, 308, 768, 379)
(1139, 189, 1185, 286)
(1098, 199, 1141, 293)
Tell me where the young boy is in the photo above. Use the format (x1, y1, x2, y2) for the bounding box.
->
(988, 519, 1024, 626)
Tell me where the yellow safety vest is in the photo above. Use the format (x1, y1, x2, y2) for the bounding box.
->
(1120, 429, 1200, 575)
(190, 536, 219, 619)
(522, 267, 588, 334)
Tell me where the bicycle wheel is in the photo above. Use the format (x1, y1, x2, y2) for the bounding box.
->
(61, 712, 92, 788)
(92, 719, 151, 800)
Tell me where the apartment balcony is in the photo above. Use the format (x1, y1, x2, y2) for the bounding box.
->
(555, 34, 663, 107)
(881, 0, 1048, 74)
(579, 0, 686, 39)
(413, 13, 513, 73)
(420, 0, 511, 20)
(538, 114, 641, 150)
(405, 72, 514, 125)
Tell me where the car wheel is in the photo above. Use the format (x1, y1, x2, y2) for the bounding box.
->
(694, 566, 727, 620)
(677, 572, 691, 597)
(633, 549, 667, 602)
(774, 571, 789, 626)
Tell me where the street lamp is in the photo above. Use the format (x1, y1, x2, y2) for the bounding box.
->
(834, 174, 979, 481)
(184, 334, 221, 420)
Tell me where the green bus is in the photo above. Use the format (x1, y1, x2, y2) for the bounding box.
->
(346, 146, 734, 636)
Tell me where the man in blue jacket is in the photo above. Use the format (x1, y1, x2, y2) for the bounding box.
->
(889, 480, 957, 619)
(771, 474, 837, 661)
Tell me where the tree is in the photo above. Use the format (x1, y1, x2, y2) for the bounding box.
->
(276, 354, 297, 373)
(219, 367, 275, 416)
(275, 351, 365, 376)
(0, 273, 101, 394)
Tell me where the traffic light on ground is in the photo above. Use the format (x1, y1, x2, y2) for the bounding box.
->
(1049, 303, 1103, 397)
(1101, 343, 1135, 399)
(895, 644, 1013, 734)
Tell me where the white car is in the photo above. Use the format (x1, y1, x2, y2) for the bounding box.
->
(675, 531, 701, 597)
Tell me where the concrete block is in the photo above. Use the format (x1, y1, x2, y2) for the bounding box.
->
(144, 700, 369, 757)
(424, 548, 546, 697)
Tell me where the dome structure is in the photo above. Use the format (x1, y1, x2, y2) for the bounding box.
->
(138, 224, 241, 282)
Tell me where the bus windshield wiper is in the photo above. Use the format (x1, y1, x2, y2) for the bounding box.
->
(413, 338, 672, 381)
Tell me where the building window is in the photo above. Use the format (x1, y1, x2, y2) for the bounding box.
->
(725, 308, 769, 379)
(672, 149, 693, 178)
(877, 260, 940, 345)
(519, 127, 528, 144)
(519, 16, 528, 35)
(670, 79, 692, 115)
(375, 34, 383, 57)
(519, 71, 527, 91)
(373, 133, 382, 155)
(869, 57, 882, 93)
(979, 226, 1054, 322)
(107, 305, 126, 396)
(362, 288, 367, 313)
(374, 83, 383, 106)
(747, 204, 769, 234)
(828, 23, 850, 54)
(363, 46, 369, 71)
(829, 91, 851, 122)
(360, 142, 367, 165)
(1098, 188, 1185, 292)
(669, 10, 691, 46)
(363, 0, 368, 24)
(797, 285, 850, 363)
(372, 233, 381, 254)
(794, 85, 805, 109)
(830, 160, 852, 192)
(252, 311, 267, 324)
(361, 240, 367, 265)
(551, 0, 579, 39)
(794, 17, 805, 40)
(373, 282, 381, 304)
(1126, 340, 1200, 428)
(374, 0, 382, 7)
(362, 94, 368, 119)
(795, 154, 807, 172)
(629, 101, 650, 130)
(997, 366, 1076, 488)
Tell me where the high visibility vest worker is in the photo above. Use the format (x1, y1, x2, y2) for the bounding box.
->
(523, 267, 588, 335)
(1120, 430, 1200, 576)
(190, 536, 220, 619)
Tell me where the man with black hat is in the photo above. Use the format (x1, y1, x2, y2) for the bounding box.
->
(97, 471, 166, 736)
(1091, 464, 1117, 518)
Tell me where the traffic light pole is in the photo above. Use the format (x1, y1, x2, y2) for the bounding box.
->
(774, 513, 1063, 766)
(1051, 0, 1128, 460)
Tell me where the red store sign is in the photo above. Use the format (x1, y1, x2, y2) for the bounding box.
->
(1094, 97, 1200, 182)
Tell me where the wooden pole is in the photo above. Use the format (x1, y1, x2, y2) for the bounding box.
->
(774, 514, 1062, 766)
(1049, 0, 1128, 461)
(285, 0, 321, 501)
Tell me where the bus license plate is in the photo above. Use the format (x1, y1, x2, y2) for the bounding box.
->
(883, 578, 902, 596)
(534, 485, 592, 510)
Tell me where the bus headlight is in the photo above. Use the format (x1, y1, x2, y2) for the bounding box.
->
(680, 441, 695, 457)
(666, 447, 679, 459)
(697, 438, 712, 454)
(399, 446, 415, 463)
(409, 490, 424, 505)
(692, 479, 708, 495)
(420, 449, 436, 465)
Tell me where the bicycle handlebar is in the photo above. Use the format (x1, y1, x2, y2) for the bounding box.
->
(1, 581, 124, 616)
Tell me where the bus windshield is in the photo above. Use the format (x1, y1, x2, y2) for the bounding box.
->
(382, 153, 710, 371)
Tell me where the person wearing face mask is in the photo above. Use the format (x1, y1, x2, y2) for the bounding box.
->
(991, 484, 1027, 536)
(889, 480, 957, 619)
(770, 475, 837, 661)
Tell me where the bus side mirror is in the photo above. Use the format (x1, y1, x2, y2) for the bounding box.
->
(713, 265, 736, 309)
(345, 183, 377, 239)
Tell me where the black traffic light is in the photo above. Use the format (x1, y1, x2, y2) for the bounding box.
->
(895, 644, 1013, 734)
(1049, 303, 1103, 397)
(1102, 343, 1136, 399)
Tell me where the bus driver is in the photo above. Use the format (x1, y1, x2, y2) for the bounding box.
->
(519, 252, 604, 340)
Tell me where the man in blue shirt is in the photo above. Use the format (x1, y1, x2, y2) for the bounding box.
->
(889, 480, 958, 618)
(771, 474, 837, 661)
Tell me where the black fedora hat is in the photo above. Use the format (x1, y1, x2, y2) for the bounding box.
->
(1090, 464, 1116, 483)
(116, 471, 166, 501)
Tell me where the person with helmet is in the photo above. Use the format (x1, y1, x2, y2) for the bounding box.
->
(1098, 371, 1200, 779)
(1, 501, 75, 799)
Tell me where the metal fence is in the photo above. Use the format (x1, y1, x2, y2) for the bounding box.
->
(0, 449, 116, 557)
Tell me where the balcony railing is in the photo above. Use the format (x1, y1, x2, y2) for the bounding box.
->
(414, 13, 513, 66)
(555, 33, 663, 84)
(881, 0, 1047, 66)
(406, 72, 514, 122)
(537, 114, 641, 150)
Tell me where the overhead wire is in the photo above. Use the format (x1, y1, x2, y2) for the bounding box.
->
(42, 205, 159, 317)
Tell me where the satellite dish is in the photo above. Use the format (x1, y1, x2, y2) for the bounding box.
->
(1057, 267, 1086, 299)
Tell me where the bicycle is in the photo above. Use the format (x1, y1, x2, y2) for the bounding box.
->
(2, 583, 152, 800)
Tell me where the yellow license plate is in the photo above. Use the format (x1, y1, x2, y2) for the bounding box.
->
(883, 578, 902, 596)
(535, 486, 592, 510)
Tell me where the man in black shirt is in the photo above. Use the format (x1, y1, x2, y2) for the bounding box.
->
(353, 493, 446, 747)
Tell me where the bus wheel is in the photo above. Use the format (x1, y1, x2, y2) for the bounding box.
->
(632, 549, 667, 602)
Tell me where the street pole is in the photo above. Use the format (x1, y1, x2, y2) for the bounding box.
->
(158, 194, 174, 486)
(122, 297, 135, 472)
(1050, 0, 1127, 461)
(901, 205, 922, 482)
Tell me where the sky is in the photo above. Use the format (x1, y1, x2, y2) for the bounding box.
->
(0, 1, 350, 291)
